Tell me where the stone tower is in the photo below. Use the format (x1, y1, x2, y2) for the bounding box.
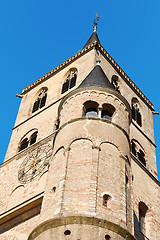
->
(0, 26, 159, 240)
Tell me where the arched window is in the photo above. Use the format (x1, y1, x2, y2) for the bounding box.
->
(101, 104, 115, 120)
(18, 138, 29, 152)
(30, 131, 38, 145)
(131, 140, 146, 166)
(139, 202, 148, 234)
(18, 131, 38, 152)
(32, 88, 48, 113)
(138, 150, 146, 166)
(131, 98, 142, 127)
(84, 101, 99, 117)
(61, 68, 77, 94)
(103, 194, 111, 207)
(111, 75, 120, 93)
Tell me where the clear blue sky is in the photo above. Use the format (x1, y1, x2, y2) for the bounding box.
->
(0, 0, 160, 178)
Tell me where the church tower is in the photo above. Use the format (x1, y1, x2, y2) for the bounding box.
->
(0, 23, 160, 240)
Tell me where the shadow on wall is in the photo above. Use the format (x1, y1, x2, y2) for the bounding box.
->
(134, 211, 148, 240)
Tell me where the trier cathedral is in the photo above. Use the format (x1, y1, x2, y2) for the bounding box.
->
(0, 25, 160, 240)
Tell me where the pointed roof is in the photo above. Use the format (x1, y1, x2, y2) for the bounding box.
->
(21, 28, 154, 111)
(84, 31, 100, 48)
(78, 65, 115, 90)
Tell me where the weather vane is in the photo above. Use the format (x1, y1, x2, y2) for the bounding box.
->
(93, 13, 101, 32)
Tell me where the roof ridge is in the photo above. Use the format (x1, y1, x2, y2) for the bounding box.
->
(21, 42, 154, 111)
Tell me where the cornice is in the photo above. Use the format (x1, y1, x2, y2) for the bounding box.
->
(0, 192, 44, 224)
(28, 215, 136, 240)
(21, 40, 154, 111)
(55, 117, 131, 146)
(96, 43, 154, 111)
(21, 42, 96, 94)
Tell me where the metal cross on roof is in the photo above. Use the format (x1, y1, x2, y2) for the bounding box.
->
(93, 13, 101, 32)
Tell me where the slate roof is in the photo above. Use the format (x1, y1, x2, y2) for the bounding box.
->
(78, 65, 115, 90)
(84, 31, 100, 48)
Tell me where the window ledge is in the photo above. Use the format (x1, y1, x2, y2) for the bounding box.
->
(0, 192, 43, 233)
(131, 153, 160, 186)
(131, 121, 156, 147)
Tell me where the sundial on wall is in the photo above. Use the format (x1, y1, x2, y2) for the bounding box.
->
(18, 143, 52, 184)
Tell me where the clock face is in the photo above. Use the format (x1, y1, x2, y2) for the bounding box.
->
(18, 143, 52, 184)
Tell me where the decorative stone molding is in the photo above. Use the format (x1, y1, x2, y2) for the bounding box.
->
(22, 43, 96, 94)
(21, 40, 154, 111)
(27, 215, 136, 240)
(58, 86, 132, 124)
(54, 117, 130, 148)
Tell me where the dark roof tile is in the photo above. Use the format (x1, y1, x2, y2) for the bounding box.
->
(78, 65, 115, 90)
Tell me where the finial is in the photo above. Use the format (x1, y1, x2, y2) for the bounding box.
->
(93, 13, 101, 32)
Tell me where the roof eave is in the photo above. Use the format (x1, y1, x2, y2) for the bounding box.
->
(21, 41, 154, 111)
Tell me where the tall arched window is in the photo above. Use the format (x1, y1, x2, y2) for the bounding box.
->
(61, 68, 78, 94)
(83, 101, 99, 117)
(30, 131, 38, 145)
(32, 88, 48, 113)
(111, 75, 120, 93)
(18, 131, 38, 152)
(131, 98, 142, 127)
(101, 104, 115, 120)
(131, 140, 146, 166)
(139, 202, 148, 234)
(18, 138, 29, 152)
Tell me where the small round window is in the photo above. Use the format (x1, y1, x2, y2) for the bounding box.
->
(64, 230, 71, 235)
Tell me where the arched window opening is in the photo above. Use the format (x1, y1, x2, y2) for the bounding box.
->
(131, 141, 136, 156)
(84, 101, 99, 117)
(30, 131, 38, 145)
(103, 194, 111, 207)
(139, 202, 148, 234)
(105, 235, 111, 240)
(61, 68, 77, 94)
(131, 140, 146, 166)
(61, 80, 69, 94)
(131, 98, 142, 127)
(32, 88, 48, 113)
(138, 150, 146, 166)
(18, 131, 38, 152)
(111, 75, 120, 93)
(18, 138, 29, 152)
(101, 104, 115, 120)
(101, 110, 112, 120)
(137, 110, 142, 126)
(86, 108, 98, 117)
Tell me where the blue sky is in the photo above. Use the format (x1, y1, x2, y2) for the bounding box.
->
(0, 0, 160, 178)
